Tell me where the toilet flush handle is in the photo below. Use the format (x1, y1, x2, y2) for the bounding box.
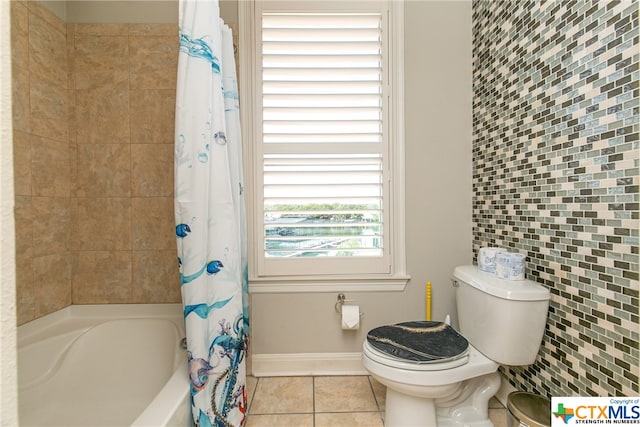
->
(451, 278, 459, 287)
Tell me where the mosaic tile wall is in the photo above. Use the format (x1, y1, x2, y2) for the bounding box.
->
(472, 0, 638, 397)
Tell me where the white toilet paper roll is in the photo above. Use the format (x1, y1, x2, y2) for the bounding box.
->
(494, 252, 511, 279)
(478, 247, 506, 272)
(509, 253, 526, 280)
(494, 252, 526, 280)
(341, 305, 360, 330)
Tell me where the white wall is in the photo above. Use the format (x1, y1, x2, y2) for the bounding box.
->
(62, 0, 237, 26)
(66, 1, 177, 22)
(1, 0, 18, 422)
(250, 0, 473, 356)
(37, 0, 67, 21)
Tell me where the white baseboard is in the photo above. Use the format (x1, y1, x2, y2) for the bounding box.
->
(251, 352, 367, 377)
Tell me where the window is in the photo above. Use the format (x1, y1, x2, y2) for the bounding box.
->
(240, 0, 407, 291)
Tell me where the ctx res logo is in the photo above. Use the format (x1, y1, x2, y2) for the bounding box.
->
(553, 403, 575, 424)
(552, 397, 640, 426)
(554, 403, 609, 423)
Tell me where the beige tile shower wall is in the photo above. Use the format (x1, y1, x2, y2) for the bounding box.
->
(11, 6, 182, 325)
(12, 1, 72, 325)
(70, 23, 180, 305)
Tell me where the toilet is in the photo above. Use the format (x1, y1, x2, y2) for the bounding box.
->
(362, 265, 550, 427)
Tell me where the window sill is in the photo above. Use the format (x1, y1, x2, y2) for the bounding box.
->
(248, 275, 410, 293)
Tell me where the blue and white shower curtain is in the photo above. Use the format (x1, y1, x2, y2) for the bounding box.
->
(174, 1, 249, 426)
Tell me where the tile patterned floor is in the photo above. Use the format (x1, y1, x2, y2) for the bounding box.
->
(245, 375, 508, 427)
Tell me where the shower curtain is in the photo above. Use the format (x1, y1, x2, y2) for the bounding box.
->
(174, 1, 248, 426)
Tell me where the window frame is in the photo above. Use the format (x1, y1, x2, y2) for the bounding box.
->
(239, 0, 408, 293)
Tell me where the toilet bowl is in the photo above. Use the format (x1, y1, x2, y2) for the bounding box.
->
(361, 265, 550, 427)
(363, 338, 501, 426)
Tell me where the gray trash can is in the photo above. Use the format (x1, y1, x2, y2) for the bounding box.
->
(507, 391, 551, 427)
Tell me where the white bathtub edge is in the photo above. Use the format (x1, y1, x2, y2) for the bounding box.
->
(131, 361, 191, 427)
(68, 303, 183, 319)
(18, 304, 184, 344)
(18, 306, 73, 341)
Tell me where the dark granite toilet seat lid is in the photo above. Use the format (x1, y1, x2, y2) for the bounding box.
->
(366, 321, 469, 363)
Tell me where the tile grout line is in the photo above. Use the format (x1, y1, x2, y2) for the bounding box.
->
(246, 376, 258, 417)
(312, 376, 316, 427)
(367, 375, 385, 424)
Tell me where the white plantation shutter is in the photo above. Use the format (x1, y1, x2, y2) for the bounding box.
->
(243, 0, 405, 282)
(263, 153, 384, 259)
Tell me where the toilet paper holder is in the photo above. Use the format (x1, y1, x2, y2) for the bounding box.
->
(334, 293, 364, 318)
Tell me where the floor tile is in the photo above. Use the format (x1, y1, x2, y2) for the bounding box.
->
(246, 374, 508, 427)
(369, 376, 387, 411)
(489, 407, 508, 427)
(489, 396, 503, 408)
(249, 376, 313, 415)
(245, 413, 314, 427)
(315, 411, 385, 427)
(314, 376, 379, 413)
(246, 375, 258, 408)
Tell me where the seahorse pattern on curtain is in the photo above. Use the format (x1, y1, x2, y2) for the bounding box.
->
(174, 1, 249, 426)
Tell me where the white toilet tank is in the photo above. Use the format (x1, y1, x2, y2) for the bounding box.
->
(453, 265, 550, 366)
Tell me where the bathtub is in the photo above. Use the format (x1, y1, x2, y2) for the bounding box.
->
(18, 304, 191, 427)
